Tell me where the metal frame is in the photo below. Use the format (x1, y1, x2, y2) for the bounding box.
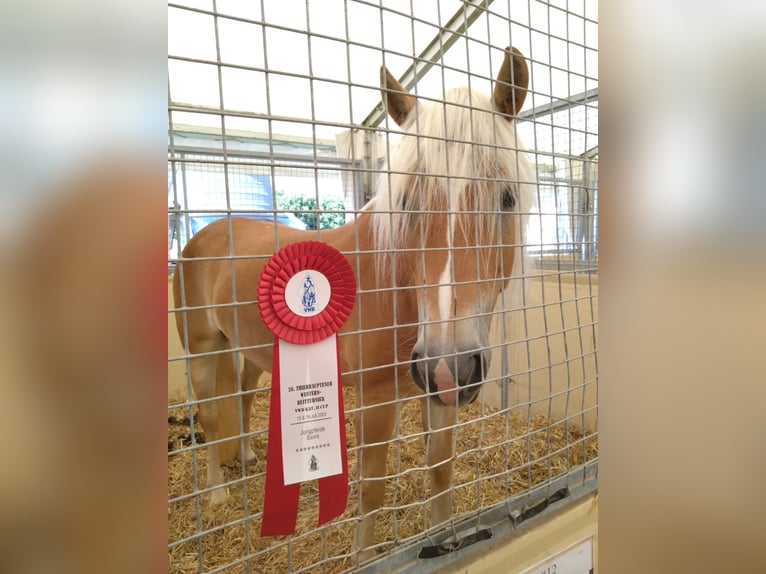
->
(517, 90, 599, 272)
(168, 145, 366, 261)
(359, 463, 598, 574)
(362, 0, 495, 127)
(517, 88, 599, 123)
(168, 1, 598, 572)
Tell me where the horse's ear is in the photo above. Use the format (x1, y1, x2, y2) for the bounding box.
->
(381, 67, 416, 126)
(493, 47, 529, 118)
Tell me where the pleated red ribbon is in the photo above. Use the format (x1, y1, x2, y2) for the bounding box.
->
(258, 241, 356, 536)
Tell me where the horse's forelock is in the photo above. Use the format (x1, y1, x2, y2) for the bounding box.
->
(371, 86, 533, 278)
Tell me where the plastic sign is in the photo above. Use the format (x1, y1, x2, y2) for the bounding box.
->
(520, 537, 594, 574)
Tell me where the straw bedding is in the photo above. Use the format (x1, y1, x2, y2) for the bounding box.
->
(168, 377, 597, 574)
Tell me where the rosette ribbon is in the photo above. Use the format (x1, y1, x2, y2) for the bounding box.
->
(258, 241, 356, 536)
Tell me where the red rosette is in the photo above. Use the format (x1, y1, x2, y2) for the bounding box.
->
(258, 241, 357, 344)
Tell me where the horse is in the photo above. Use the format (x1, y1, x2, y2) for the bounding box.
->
(172, 46, 534, 562)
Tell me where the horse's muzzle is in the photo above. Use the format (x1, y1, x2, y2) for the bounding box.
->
(409, 350, 488, 406)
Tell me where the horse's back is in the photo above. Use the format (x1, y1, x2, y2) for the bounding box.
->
(174, 218, 305, 345)
(181, 216, 307, 259)
(176, 217, 260, 306)
(177, 216, 305, 289)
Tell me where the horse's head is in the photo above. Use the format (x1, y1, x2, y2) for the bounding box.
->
(374, 47, 532, 407)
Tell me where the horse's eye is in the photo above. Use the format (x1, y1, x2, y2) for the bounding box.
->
(501, 185, 517, 210)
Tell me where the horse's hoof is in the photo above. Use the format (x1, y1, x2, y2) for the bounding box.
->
(243, 448, 257, 465)
(235, 444, 258, 465)
(210, 487, 229, 506)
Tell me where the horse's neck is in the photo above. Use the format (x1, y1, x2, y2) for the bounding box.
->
(319, 211, 371, 253)
(328, 212, 418, 368)
(323, 211, 412, 309)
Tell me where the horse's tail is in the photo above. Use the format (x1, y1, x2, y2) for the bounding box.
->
(173, 227, 248, 466)
(214, 349, 242, 464)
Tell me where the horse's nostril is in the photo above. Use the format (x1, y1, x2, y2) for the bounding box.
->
(475, 354, 486, 377)
(409, 351, 423, 388)
(464, 353, 485, 385)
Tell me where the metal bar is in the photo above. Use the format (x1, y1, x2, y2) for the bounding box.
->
(362, 0, 495, 127)
(518, 87, 599, 122)
(358, 465, 598, 574)
(170, 100, 597, 145)
(168, 145, 359, 166)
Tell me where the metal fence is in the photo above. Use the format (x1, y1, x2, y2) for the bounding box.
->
(168, 148, 364, 258)
(517, 92, 598, 270)
(168, 1, 598, 572)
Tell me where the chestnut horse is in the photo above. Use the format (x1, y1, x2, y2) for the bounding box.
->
(172, 46, 533, 561)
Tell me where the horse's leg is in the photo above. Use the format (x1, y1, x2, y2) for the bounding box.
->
(186, 342, 230, 505)
(237, 359, 262, 465)
(420, 398, 457, 528)
(354, 400, 396, 563)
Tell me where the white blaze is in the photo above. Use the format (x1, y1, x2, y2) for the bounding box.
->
(437, 214, 456, 339)
(437, 253, 452, 325)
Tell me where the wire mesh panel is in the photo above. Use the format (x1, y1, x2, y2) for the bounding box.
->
(168, 1, 598, 572)
(168, 149, 361, 258)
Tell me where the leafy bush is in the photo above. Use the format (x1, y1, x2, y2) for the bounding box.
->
(276, 190, 346, 230)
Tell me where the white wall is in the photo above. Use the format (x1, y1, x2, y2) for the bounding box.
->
(483, 272, 598, 431)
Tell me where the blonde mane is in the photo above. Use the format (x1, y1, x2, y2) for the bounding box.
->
(369, 86, 535, 279)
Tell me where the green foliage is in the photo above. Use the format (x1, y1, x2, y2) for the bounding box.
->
(276, 190, 346, 230)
